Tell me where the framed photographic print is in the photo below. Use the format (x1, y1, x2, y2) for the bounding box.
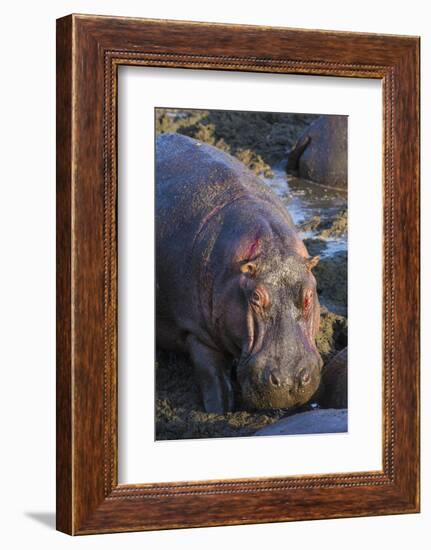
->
(56, 14, 420, 534)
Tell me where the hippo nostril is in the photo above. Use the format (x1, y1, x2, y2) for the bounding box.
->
(298, 368, 311, 386)
(269, 372, 281, 387)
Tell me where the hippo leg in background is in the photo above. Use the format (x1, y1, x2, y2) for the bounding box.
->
(187, 335, 234, 414)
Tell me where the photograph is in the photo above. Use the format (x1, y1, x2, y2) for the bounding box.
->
(0, 0, 424, 545)
(155, 108, 348, 440)
(50, 10, 420, 537)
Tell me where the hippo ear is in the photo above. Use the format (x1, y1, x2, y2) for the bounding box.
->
(306, 256, 320, 270)
(240, 262, 257, 276)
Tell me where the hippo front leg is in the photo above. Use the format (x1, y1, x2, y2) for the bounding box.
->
(187, 335, 234, 414)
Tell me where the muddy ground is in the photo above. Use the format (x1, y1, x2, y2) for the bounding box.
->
(155, 109, 348, 440)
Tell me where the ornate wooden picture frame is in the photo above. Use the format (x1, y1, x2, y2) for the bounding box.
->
(56, 14, 420, 535)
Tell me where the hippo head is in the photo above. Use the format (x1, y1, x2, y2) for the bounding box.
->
(217, 227, 323, 410)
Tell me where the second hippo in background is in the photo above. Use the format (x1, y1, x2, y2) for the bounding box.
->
(286, 115, 348, 189)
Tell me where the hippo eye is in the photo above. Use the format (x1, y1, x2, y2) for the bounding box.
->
(303, 289, 313, 312)
(251, 290, 261, 305)
(250, 287, 270, 308)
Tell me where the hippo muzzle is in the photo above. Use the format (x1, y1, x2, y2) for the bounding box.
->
(237, 351, 323, 410)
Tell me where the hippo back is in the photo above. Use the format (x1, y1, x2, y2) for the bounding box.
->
(156, 133, 293, 244)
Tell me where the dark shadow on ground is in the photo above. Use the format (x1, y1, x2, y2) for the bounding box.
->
(25, 512, 56, 530)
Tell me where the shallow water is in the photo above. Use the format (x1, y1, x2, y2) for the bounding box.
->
(263, 167, 347, 259)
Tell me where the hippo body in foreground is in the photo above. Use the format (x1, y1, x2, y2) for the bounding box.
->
(156, 133, 322, 413)
(286, 115, 347, 188)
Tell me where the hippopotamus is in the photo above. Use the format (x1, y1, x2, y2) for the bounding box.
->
(318, 347, 348, 409)
(286, 115, 347, 188)
(156, 133, 323, 413)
